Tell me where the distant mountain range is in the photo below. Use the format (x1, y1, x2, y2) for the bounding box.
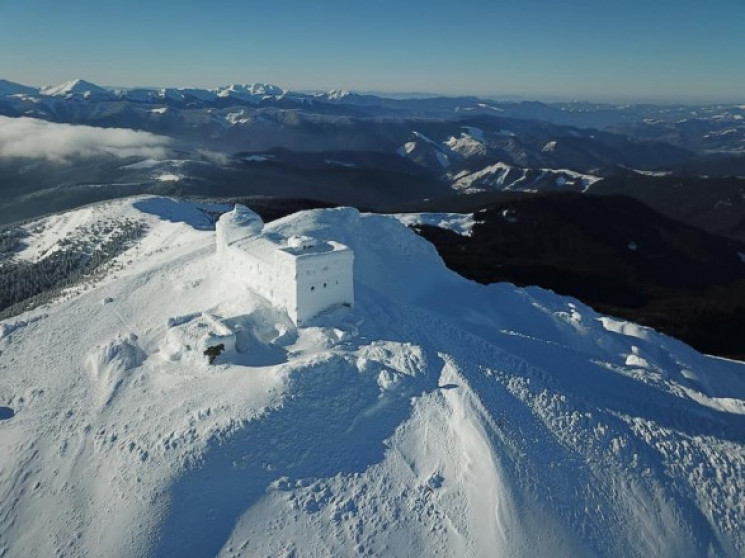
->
(1, 77, 744, 244)
(1, 77, 743, 153)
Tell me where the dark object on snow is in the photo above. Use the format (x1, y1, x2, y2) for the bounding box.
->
(0, 407, 14, 421)
(203, 344, 225, 365)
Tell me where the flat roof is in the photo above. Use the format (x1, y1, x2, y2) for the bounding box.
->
(230, 234, 351, 262)
(280, 240, 351, 257)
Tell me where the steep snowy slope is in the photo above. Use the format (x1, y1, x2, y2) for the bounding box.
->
(1, 197, 744, 557)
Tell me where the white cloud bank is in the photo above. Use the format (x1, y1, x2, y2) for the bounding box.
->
(0, 116, 170, 162)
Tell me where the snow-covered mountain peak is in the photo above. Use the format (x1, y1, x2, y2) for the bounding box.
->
(445, 128, 487, 158)
(215, 83, 285, 100)
(41, 78, 109, 97)
(1, 196, 744, 557)
(326, 88, 352, 100)
(246, 83, 284, 96)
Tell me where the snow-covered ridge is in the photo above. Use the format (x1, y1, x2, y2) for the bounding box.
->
(0, 78, 39, 96)
(445, 128, 487, 158)
(451, 162, 601, 193)
(325, 88, 352, 101)
(391, 212, 477, 236)
(24, 79, 290, 104)
(1, 196, 744, 557)
(215, 83, 285, 99)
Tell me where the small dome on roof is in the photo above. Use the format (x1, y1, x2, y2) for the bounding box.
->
(287, 235, 317, 249)
(219, 204, 263, 234)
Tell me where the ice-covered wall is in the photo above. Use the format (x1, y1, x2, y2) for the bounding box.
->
(215, 204, 263, 259)
(221, 237, 298, 318)
(294, 247, 354, 325)
(216, 205, 354, 325)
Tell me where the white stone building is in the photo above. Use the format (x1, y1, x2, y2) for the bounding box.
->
(216, 205, 354, 325)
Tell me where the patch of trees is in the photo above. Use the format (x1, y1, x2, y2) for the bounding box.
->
(0, 227, 27, 258)
(0, 220, 147, 319)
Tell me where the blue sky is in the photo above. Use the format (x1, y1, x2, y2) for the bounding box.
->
(0, 0, 743, 103)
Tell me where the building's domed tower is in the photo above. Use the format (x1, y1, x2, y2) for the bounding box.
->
(216, 204, 263, 257)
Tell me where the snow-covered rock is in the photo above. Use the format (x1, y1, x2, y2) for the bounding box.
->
(0, 196, 744, 557)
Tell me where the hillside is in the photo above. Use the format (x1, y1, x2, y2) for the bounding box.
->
(0, 197, 744, 557)
(412, 192, 745, 360)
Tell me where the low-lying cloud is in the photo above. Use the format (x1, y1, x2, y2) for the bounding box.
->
(0, 116, 170, 162)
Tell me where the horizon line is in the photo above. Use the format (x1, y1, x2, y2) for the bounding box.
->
(3, 76, 744, 107)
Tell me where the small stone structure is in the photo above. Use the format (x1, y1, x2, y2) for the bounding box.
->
(161, 312, 236, 363)
(216, 205, 354, 325)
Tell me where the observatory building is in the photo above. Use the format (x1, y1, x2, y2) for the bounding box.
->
(216, 205, 354, 325)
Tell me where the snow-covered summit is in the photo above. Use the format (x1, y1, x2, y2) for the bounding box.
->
(445, 127, 487, 158)
(41, 78, 110, 98)
(325, 88, 352, 101)
(1, 196, 744, 557)
(216, 83, 285, 99)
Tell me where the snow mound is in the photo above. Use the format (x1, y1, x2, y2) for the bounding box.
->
(161, 313, 236, 364)
(1, 196, 744, 557)
(85, 333, 146, 406)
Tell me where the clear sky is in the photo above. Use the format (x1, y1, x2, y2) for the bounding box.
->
(0, 0, 743, 103)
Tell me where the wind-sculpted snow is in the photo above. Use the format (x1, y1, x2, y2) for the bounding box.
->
(0, 196, 743, 557)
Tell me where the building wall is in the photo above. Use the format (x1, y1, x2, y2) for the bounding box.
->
(222, 243, 298, 319)
(217, 218, 354, 325)
(216, 214, 261, 259)
(294, 251, 354, 325)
